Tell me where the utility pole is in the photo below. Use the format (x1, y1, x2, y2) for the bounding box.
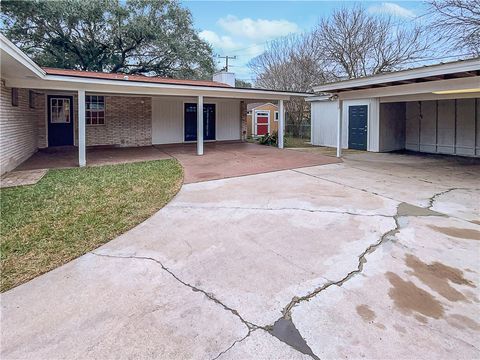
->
(216, 55, 237, 72)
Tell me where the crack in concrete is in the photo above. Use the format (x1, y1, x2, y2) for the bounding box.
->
(281, 210, 401, 319)
(427, 188, 461, 209)
(89, 252, 257, 332)
(170, 204, 393, 218)
(211, 329, 255, 360)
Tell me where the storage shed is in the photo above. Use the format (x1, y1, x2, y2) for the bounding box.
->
(308, 59, 480, 157)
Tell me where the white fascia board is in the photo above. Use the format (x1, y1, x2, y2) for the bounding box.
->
(5, 77, 296, 100)
(8, 74, 312, 100)
(0, 34, 46, 78)
(313, 58, 480, 92)
(305, 95, 332, 102)
(337, 76, 480, 100)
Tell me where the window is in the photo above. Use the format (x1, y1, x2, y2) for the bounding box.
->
(29, 90, 35, 109)
(86, 95, 105, 125)
(50, 97, 71, 123)
(11, 88, 18, 107)
(274, 111, 279, 121)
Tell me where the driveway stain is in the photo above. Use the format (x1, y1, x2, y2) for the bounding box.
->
(428, 225, 480, 240)
(405, 254, 475, 302)
(270, 318, 319, 359)
(356, 304, 376, 322)
(386, 272, 444, 320)
(447, 314, 480, 331)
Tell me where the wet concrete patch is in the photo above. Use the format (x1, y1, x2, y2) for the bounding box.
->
(405, 254, 475, 302)
(397, 203, 443, 217)
(356, 304, 376, 322)
(428, 225, 480, 240)
(386, 272, 444, 320)
(270, 318, 319, 359)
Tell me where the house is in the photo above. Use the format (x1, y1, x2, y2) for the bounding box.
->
(0, 34, 307, 175)
(246, 102, 280, 137)
(308, 59, 480, 157)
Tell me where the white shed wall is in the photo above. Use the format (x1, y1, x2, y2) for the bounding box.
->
(310, 98, 380, 151)
(310, 100, 340, 148)
(405, 98, 479, 157)
(152, 97, 241, 144)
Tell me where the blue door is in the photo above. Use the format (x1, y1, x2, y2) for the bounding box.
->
(48, 95, 74, 146)
(184, 103, 216, 141)
(348, 105, 368, 150)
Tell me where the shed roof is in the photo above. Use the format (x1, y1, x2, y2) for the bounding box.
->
(312, 58, 480, 93)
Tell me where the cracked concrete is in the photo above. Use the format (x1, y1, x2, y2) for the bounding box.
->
(1, 151, 479, 359)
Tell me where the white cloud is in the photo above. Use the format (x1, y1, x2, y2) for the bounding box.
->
(368, 2, 416, 18)
(199, 30, 239, 51)
(218, 15, 300, 42)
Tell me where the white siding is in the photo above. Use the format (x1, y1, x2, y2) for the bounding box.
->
(310, 98, 380, 151)
(152, 97, 240, 144)
(405, 98, 478, 157)
(152, 97, 184, 144)
(216, 100, 241, 141)
(310, 100, 340, 147)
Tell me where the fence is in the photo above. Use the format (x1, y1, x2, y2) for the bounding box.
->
(285, 121, 311, 140)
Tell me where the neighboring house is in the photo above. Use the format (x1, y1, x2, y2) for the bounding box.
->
(308, 58, 480, 157)
(0, 35, 302, 175)
(246, 102, 280, 137)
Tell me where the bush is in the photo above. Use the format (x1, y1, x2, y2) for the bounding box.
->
(258, 131, 287, 147)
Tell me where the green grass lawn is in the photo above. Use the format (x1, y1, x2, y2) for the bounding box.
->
(0, 159, 183, 292)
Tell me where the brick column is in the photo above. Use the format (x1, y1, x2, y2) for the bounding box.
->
(240, 101, 247, 141)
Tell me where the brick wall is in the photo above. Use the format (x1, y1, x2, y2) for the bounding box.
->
(240, 101, 247, 141)
(0, 82, 43, 175)
(86, 96, 152, 147)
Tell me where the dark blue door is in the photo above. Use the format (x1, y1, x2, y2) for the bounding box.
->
(348, 105, 368, 150)
(184, 103, 216, 141)
(48, 95, 74, 146)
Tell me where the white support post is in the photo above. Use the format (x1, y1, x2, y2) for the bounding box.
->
(278, 99, 285, 149)
(336, 98, 343, 158)
(197, 95, 204, 155)
(78, 89, 86, 167)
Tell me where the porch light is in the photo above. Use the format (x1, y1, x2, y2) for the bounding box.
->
(432, 88, 480, 95)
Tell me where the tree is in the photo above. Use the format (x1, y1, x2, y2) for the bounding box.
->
(428, 0, 480, 56)
(235, 79, 252, 88)
(249, 34, 330, 137)
(0, 0, 215, 79)
(314, 5, 430, 80)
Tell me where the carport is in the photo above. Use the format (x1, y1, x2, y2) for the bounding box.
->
(309, 58, 480, 157)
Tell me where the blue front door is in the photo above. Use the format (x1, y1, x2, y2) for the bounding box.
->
(348, 105, 368, 150)
(184, 103, 216, 141)
(48, 95, 74, 146)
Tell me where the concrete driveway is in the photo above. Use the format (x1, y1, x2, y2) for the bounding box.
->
(1, 152, 479, 359)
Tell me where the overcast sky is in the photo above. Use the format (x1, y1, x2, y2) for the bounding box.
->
(184, 1, 428, 83)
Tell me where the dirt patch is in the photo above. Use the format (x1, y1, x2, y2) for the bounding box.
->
(429, 225, 480, 240)
(356, 304, 376, 322)
(405, 254, 475, 302)
(386, 272, 444, 319)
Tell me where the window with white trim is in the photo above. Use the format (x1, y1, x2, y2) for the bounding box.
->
(274, 111, 279, 121)
(86, 95, 105, 125)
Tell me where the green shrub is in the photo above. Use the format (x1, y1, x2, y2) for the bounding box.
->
(258, 131, 287, 147)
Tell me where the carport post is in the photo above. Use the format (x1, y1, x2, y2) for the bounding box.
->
(336, 98, 343, 158)
(197, 95, 204, 155)
(78, 89, 86, 167)
(278, 99, 285, 149)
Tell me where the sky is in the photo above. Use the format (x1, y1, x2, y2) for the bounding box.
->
(183, 1, 429, 83)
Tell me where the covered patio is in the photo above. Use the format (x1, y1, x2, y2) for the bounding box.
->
(12, 142, 341, 184)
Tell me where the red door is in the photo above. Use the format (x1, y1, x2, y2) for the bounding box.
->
(255, 111, 269, 135)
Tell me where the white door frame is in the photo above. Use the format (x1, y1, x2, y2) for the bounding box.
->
(254, 110, 270, 136)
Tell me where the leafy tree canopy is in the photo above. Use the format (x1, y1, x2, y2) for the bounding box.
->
(1, 0, 215, 79)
